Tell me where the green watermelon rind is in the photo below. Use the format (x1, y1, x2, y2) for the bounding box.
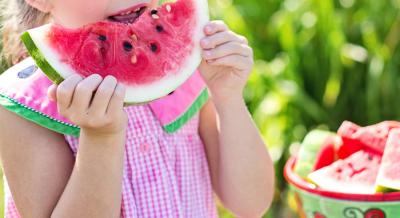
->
(376, 185, 399, 193)
(0, 93, 80, 137)
(375, 175, 400, 192)
(21, 31, 65, 85)
(294, 130, 335, 178)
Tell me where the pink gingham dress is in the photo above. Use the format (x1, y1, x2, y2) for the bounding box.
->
(0, 58, 218, 218)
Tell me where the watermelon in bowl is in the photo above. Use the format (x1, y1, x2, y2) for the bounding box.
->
(284, 121, 400, 218)
(284, 158, 400, 218)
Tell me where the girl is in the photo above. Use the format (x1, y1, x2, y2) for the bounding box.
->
(0, 0, 274, 217)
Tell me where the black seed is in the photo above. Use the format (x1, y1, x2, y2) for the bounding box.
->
(156, 25, 164, 32)
(150, 43, 158, 52)
(151, 9, 158, 15)
(98, 35, 107, 41)
(123, 41, 133, 52)
(168, 91, 174, 95)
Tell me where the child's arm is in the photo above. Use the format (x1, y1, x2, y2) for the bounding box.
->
(48, 75, 127, 218)
(0, 75, 127, 218)
(199, 21, 275, 217)
(0, 107, 75, 218)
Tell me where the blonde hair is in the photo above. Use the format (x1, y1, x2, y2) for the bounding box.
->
(1, 0, 50, 65)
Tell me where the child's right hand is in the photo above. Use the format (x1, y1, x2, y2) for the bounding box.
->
(47, 74, 128, 136)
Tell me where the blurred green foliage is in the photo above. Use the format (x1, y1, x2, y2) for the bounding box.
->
(209, 0, 400, 217)
(1, 0, 400, 217)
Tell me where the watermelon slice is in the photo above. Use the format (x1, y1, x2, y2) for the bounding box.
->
(336, 121, 364, 158)
(21, 0, 209, 103)
(308, 150, 381, 194)
(366, 121, 400, 138)
(294, 130, 339, 178)
(336, 121, 400, 158)
(376, 129, 400, 192)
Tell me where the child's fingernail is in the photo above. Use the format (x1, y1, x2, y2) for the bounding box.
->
(204, 51, 212, 57)
(90, 74, 101, 79)
(205, 26, 212, 33)
(105, 75, 117, 81)
(201, 39, 209, 46)
(70, 74, 82, 80)
(96, 74, 105, 81)
(116, 84, 124, 93)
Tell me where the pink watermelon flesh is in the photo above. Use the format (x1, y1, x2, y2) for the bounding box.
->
(308, 150, 381, 194)
(313, 136, 338, 171)
(337, 121, 396, 158)
(21, 0, 209, 103)
(376, 129, 400, 191)
(48, 1, 193, 85)
(368, 121, 400, 136)
(337, 121, 364, 158)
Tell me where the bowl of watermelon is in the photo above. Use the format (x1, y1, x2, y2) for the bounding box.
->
(284, 121, 400, 218)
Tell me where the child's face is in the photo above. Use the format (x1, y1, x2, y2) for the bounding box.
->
(45, 0, 151, 28)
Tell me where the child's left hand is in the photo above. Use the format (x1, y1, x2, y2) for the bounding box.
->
(199, 20, 254, 103)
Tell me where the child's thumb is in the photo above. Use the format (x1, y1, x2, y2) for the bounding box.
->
(47, 84, 58, 101)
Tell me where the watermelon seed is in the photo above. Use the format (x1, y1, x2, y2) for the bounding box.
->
(123, 41, 133, 52)
(131, 55, 137, 64)
(151, 9, 158, 15)
(151, 14, 160, 19)
(131, 34, 138, 41)
(156, 25, 164, 32)
(98, 35, 107, 41)
(166, 5, 171, 13)
(150, 43, 158, 52)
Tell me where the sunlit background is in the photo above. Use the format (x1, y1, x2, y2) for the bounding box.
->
(1, 0, 400, 217)
(210, 0, 400, 217)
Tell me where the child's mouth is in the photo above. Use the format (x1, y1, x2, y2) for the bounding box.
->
(108, 4, 148, 24)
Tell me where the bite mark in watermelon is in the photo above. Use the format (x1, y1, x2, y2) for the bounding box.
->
(308, 150, 381, 194)
(21, 0, 209, 103)
(376, 129, 400, 192)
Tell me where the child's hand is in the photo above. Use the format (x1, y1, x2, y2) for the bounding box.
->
(199, 20, 254, 103)
(47, 74, 128, 136)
